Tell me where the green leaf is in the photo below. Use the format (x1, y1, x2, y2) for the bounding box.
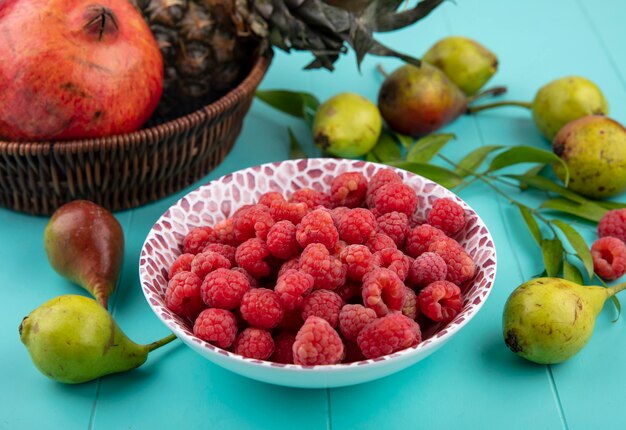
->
(365, 152, 380, 163)
(256, 90, 319, 120)
(541, 238, 563, 277)
(517, 204, 542, 245)
(371, 132, 402, 162)
(287, 128, 307, 160)
(519, 163, 547, 190)
(540, 198, 608, 222)
(489, 146, 570, 185)
(406, 133, 455, 163)
(393, 132, 414, 150)
(611, 295, 622, 321)
(563, 260, 584, 285)
(552, 220, 594, 279)
(387, 161, 463, 189)
(597, 201, 626, 210)
(506, 174, 588, 204)
(455, 145, 503, 177)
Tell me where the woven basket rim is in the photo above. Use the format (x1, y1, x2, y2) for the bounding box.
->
(0, 53, 271, 151)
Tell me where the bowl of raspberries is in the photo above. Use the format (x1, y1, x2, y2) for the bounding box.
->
(139, 158, 497, 388)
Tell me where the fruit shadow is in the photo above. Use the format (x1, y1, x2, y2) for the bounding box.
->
(480, 332, 542, 373)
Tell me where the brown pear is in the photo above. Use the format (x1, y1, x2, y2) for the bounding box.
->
(44, 200, 124, 308)
(377, 63, 468, 137)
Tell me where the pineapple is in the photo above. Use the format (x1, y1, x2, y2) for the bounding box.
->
(130, 0, 445, 120)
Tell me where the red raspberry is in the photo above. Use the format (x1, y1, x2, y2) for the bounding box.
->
(289, 188, 332, 209)
(299, 243, 347, 290)
(258, 191, 285, 207)
(427, 198, 467, 236)
(280, 308, 305, 331)
(365, 233, 397, 253)
(277, 257, 300, 278)
(231, 267, 259, 289)
(371, 182, 418, 218)
(598, 209, 626, 243)
(376, 211, 409, 248)
(301, 290, 343, 328)
(293, 316, 344, 365)
(270, 331, 297, 364)
(340, 244, 375, 282)
(165, 271, 205, 319)
(191, 251, 231, 279)
(591, 237, 626, 280)
(235, 238, 273, 278)
(402, 287, 418, 320)
(330, 206, 351, 227)
(233, 204, 275, 242)
(330, 172, 368, 208)
(343, 341, 367, 363)
(240, 288, 285, 329)
(275, 269, 314, 311)
(373, 248, 410, 281)
(296, 209, 339, 250)
(232, 328, 275, 360)
(409, 211, 426, 228)
(405, 224, 446, 258)
(202, 243, 237, 266)
(200, 268, 250, 309)
(418, 280, 463, 322)
(408, 252, 448, 288)
(335, 282, 362, 303)
(213, 218, 238, 246)
(338, 208, 377, 244)
(331, 240, 349, 258)
(183, 226, 216, 254)
(270, 200, 308, 225)
(193, 308, 238, 349)
(361, 268, 406, 317)
(168, 253, 195, 279)
(266, 220, 301, 260)
(357, 313, 421, 359)
(366, 168, 403, 208)
(428, 237, 476, 285)
(338, 304, 377, 342)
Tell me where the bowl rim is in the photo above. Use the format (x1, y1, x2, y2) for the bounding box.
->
(0, 54, 271, 149)
(139, 158, 497, 373)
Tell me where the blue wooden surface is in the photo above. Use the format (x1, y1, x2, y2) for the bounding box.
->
(2, 0, 625, 428)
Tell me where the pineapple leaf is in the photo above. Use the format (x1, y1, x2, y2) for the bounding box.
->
(374, 0, 446, 32)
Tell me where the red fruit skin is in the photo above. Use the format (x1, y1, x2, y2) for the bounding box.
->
(377, 64, 466, 137)
(0, 0, 163, 141)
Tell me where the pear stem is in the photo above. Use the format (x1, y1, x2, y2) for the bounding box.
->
(466, 86, 508, 104)
(466, 100, 532, 114)
(147, 333, 177, 352)
(607, 282, 626, 297)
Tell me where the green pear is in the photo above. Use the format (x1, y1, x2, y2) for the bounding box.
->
(377, 63, 467, 137)
(553, 115, 626, 198)
(44, 200, 124, 309)
(19, 295, 176, 383)
(423, 36, 498, 96)
(312, 92, 382, 158)
(502, 277, 626, 364)
(468, 76, 608, 141)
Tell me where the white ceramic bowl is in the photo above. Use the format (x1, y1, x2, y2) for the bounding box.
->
(139, 158, 497, 388)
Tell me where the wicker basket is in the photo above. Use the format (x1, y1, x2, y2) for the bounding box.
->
(0, 55, 271, 216)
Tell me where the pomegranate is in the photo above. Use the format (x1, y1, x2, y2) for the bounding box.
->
(0, 0, 163, 141)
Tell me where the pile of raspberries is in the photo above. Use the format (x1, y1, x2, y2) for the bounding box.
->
(592, 209, 626, 280)
(164, 168, 476, 365)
